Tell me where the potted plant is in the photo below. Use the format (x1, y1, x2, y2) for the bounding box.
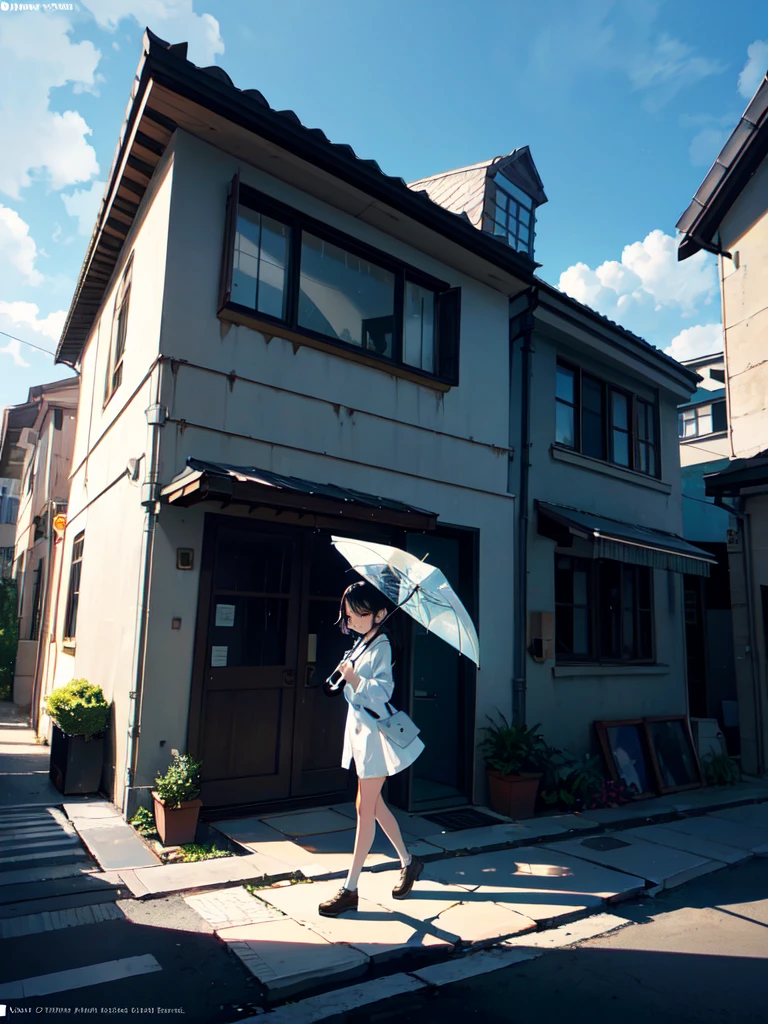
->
(152, 750, 203, 846)
(45, 678, 110, 795)
(480, 713, 553, 819)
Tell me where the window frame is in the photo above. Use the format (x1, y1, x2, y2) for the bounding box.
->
(489, 177, 535, 255)
(678, 399, 726, 439)
(63, 531, 84, 643)
(104, 253, 134, 407)
(555, 555, 655, 665)
(219, 180, 461, 386)
(555, 358, 661, 478)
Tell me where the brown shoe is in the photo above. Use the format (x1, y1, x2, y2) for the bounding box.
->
(392, 855, 423, 899)
(319, 887, 358, 917)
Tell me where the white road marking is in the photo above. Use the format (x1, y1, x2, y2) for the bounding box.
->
(0, 902, 123, 938)
(0, 954, 162, 998)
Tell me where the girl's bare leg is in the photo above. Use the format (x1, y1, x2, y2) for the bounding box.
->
(344, 777, 385, 891)
(374, 793, 411, 866)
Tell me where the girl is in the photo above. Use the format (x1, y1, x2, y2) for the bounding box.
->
(319, 580, 425, 918)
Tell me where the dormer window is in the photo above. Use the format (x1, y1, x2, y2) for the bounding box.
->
(489, 178, 535, 256)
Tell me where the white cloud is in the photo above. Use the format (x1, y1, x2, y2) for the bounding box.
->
(689, 127, 731, 167)
(0, 337, 30, 368)
(627, 34, 726, 110)
(0, 16, 101, 198)
(61, 180, 106, 236)
(81, 0, 224, 65)
(559, 230, 718, 326)
(738, 40, 768, 99)
(0, 205, 43, 286)
(0, 301, 66, 345)
(664, 324, 723, 362)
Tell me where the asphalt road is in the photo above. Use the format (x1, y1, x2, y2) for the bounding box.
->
(333, 857, 768, 1024)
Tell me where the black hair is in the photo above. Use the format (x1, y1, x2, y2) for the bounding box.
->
(336, 580, 403, 665)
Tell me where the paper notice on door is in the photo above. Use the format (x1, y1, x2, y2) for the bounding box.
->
(211, 646, 228, 667)
(215, 604, 236, 627)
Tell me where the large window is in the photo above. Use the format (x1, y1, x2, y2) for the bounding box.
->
(555, 556, 654, 663)
(555, 360, 659, 477)
(678, 400, 726, 439)
(219, 177, 461, 385)
(29, 558, 43, 642)
(105, 254, 133, 404)
(488, 178, 535, 256)
(64, 532, 84, 642)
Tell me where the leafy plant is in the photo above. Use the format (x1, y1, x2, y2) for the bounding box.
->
(540, 753, 606, 810)
(180, 843, 231, 862)
(44, 678, 110, 740)
(153, 750, 203, 809)
(129, 806, 157, 837)
(585, 777, 634, 809)
(0, 579, 18, 701)
(480, 713, 554, 776)
(701, 751, 740, 787)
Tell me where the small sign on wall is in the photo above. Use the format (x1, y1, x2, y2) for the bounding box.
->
(215, 604, 236, 627)
(211, 646, 228, 667)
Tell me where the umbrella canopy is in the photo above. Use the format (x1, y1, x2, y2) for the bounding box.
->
(331, 536, 480, 668)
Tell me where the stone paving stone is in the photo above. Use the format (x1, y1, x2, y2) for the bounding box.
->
(247, 973, 426, 1024)
(571, 800, 678, 825)
(424, 845, 645, 922)
(662, 814, 768, 852)
(207, 816, 286, 845)
(63, 802, 121, 820)
(217, 917, 369, 996)
(356, 869, 469, 931)
(256, 879, 452, 962)
(184, 886, 284, 931)
(422, 819, 571, 853)
(126, 850, 292, 896)
(75, 822, 161, 870)
(625, 824, 751, 866)
(706, 803, 768, 830)
(261, 809, 355, 837)
(541, 832, 720, 889)
(413, 946, 539, 987)
(502, 912, 628, 950)
(434, 899, 537, 945)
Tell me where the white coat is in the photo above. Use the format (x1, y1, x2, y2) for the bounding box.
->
(341, 633, 425, 779)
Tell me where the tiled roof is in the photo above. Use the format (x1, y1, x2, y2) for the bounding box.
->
(408, 158, 498, 229)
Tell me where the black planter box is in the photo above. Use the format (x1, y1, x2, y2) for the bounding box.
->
(49, 724, 104, 795)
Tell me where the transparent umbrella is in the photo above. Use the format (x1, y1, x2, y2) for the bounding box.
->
(331, 535, 480, 667)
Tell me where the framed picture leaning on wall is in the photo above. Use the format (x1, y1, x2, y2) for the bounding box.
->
(644, 716, 704, 794)
(594, 719, 656, 800)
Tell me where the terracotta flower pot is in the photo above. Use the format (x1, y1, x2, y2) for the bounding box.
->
(486, 769, 542, 819)
(151, 791, 202, 846)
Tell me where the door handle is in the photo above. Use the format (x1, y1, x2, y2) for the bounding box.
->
(305, 664, 317, 687)
(284, 669, 295, 685)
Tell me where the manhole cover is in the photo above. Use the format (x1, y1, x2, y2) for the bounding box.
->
(423, 808, 504, 832)
(581, 836, 632, 851)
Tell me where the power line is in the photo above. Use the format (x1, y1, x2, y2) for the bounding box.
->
(0, 329, 56, 358)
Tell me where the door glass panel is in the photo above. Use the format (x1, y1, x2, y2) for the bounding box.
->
(215, 532, 292, 593)
(210, 595, 289, 667)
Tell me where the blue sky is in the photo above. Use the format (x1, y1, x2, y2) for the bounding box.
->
(0, 0, 766, 410)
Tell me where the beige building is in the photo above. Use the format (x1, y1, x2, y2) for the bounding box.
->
(38, 30, 712, 821)
(0, 379, 79, 710)
(677, 70, 768, 776)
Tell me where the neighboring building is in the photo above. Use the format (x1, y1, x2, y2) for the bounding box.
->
(0, 477, 20, 578)
(677, 69, 768, 776)
(43, 30, 712, 822)
(413, 164, 714, 759)
(0, 380, 78, 709)
(676, 353, 738, 753)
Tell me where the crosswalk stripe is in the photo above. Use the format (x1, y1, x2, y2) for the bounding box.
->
(0, 846, 84, 866)
(0, 954, 162, 998)
(0, 902, 123, 939)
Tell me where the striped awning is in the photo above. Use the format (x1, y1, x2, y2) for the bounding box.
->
(536, 501, 716, 578)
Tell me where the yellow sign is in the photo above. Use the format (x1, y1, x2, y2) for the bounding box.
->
(52, 514, 67, 534)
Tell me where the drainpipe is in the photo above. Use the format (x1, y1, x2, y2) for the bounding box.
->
(31, 415, 57, 732)
(510, 287, 539, 725)
(713, 494, 764, 776)
(123, 365, 165, 819)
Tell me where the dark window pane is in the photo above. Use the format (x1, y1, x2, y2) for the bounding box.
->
(403, 281, 435, 373)
(215, 534, 292, 594)
(638, 610, 653, 657)
(598, 562, 621, 659)
(622, 610, 635, 658)
(555, 556, 572, 602)
(612, 429, 629, 466)
(582, 376, 605, 459)
(556, 403, 575, 446)
(612, 392, 628, 430)
(210, 596, 289, 666)
(712, 400, 727, 432)
(638, 568, 652, 608)
(232, 209, 290, 320)
(572, 608, 589, 654)
(556, 365, 574, 403)
(299, 233, 395, 355)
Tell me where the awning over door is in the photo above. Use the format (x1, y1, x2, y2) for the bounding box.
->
(161, 457, 439, 531)
(536, 500, 716, 577)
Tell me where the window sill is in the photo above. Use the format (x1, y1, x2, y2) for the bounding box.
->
(62, 641, 76, 654)
(218, 306, 452, 393)
(552, 663, 670, 678)
(550, 445, 671, 493)
(680, 430, 727, 445)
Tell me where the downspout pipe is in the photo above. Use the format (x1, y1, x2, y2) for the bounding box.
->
(510, 286, 539, 725)
(712, 494, 764, 776)
(31, 415, 57, 732)
(122, 365, 165, 819)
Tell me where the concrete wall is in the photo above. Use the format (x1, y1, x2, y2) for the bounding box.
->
(134, 130, 518, 801)
(719, 156, 768, 459)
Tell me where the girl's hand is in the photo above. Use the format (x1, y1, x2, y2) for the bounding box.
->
(339, 661, 360, 688)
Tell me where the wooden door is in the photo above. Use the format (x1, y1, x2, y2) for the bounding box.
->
(194, 519, 301, 806)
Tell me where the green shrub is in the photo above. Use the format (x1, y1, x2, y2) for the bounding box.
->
(0, 579, 18, 701)
(180, 843, 231, 862)
(129, 806, 157, 837)
(701, 751, 741, 786)
(44, 678, 110, 740)
(153, 750, 203, 809)
(480, 713, 554, 776)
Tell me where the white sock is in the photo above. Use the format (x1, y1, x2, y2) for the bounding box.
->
(344, 868, 360, 891)
(400, 851, 412, 868)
